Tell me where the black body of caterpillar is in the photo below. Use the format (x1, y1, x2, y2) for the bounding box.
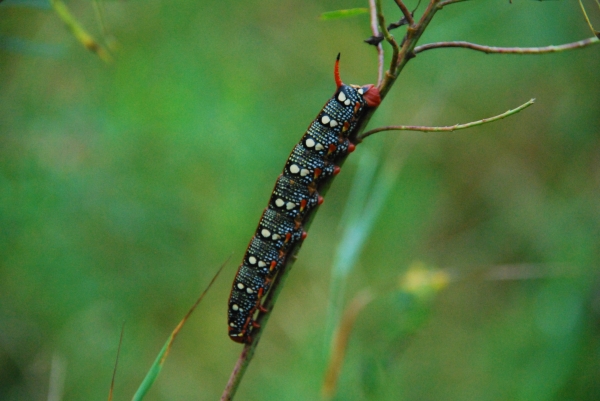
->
(228, 56, 381, 344)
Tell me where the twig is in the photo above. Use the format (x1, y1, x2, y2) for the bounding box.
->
(375, 0, 401, 75)
(369, 0, 384, 86)
(358, 98, 535, 141)
(578, 0, 600, 37)
(374, 0, 440, 101)
(438, 0, 470, 6)
(482, 263, 567, 282)
(414, 37, 600, 55)
(394, 0, 414, 26)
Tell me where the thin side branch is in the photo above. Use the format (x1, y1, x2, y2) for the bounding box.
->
(438, 0, 470, 7)
(378, 0, 442, 98)
(369, 0, 384, 86)
(394, 0, 414, 26)
(578, 0, 600, 37)
(414, 37, 600, 55)
(375, 0, 401, 75)
(358, 99, 535, 141)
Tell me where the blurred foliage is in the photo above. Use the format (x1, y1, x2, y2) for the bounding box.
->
(320, 8, 370, 21)
(0, 0, 599, 400)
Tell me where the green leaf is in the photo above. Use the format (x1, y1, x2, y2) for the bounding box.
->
(320, 8, 369, 21)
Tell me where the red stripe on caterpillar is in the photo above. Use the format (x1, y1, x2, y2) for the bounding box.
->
(227, 55, 381, 344)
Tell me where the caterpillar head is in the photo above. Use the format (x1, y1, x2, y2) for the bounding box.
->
(335, 54, 381, 108)
(352, 84, 381, 108)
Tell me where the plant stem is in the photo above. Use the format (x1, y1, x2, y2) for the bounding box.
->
(369, 0, 385, 86)
(414, 37, 600, 55)
(394, 0, 415, 26)
(359, 98, 535, 140)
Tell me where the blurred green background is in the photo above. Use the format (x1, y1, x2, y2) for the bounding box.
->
(1, 0, 599, 400)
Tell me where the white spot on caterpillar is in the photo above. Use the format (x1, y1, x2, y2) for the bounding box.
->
(305, 138, 316, 148)
(286, 202, 296, 210)
(344, 99, 351, 106)
(275, 198, 285, 207)
(315, 143, 324, 151)
(246, 288, 254, 294)
(300, 169, 310, 177)
(321, 115, 331, 125)
(338, 92, 347, 102)
(258, 261, 267, 268)
(237, 283, 245, 290)
(261, 229, 271, 238)
(358, 88, 364, 95)
(249, 256, 257, 265)
(232, 304, 239, 311)
(272, 234, 281, 240)
(230, 323, 235, 327)
(289, 164, 300, 174)
(330, 119, 338, 128)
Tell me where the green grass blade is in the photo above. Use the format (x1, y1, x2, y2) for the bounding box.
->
(324, 146, 406, 352)
(131, 339, 171, 401)
(50, 0, 112, 62)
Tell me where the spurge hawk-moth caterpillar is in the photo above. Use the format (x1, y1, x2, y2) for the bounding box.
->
(227, 55, 381, 344)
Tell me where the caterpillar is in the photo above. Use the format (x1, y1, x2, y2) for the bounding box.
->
(228, 55, 381, 344)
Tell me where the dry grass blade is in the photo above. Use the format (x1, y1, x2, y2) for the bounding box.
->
(322, 290, 374, 400)
(107, 323, 125, 401)
(130, 257, 230, 401)
(323, 263, 450, 399)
